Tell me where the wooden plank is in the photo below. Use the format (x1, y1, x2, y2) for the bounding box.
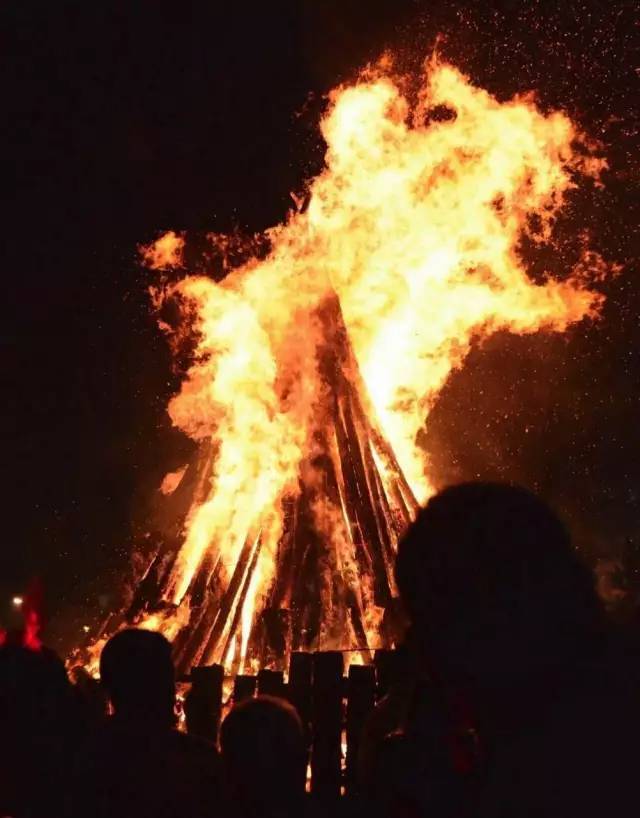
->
(220, 537, 262, 667)
(172, 560, 225, 671)
(374, 649, 403, 700)
(339, 394, 392, 607)
(333, 397, 374, 577)
(198, 531, 259, 664)
(266, 496, 297, 609)
(346, 664, 376, 796)
(346, 596, 370, 652)
(321, 289, 418, 520)
(257, 668, 285, 698)
(184, 663, 223, 744)
(290, 490, 322, 652)
(233, 674, 257, 703)
(124, 549, 167, 620)
(288, 651, 312, 739)
(311, 651, 344, 800)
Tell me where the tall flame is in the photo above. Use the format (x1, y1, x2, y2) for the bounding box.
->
(136, 57, 606, 671)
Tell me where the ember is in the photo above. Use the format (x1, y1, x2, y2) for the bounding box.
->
(88, 56, 608, 674)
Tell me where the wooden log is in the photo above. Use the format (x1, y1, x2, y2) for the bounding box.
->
(184, 664, 223, 744)
(368, 446, 403, 552)
(368, 425, 419, 518)
(220, 537, 262, 667)
(374, 649, 403, 700)
(320, 440, 374, 617)
(346, 595, 370, 652)
(288, 652, 312, 740)
(267, 496, 298, 610)
(261, 607, 290, 671)
(172, 559, 226, 672)
(257, 668, 285, 698)
(311, 651, 344, 800)
(233, 674, 257, 703)
(290, 491, 322, 652)
(124, 549, 166, 620)
(130, 447, 215, 620)
(243, 606, 266, 672)
(344, 358, 419, 521)
(304, 442, 357, 651)
(338, 394, 392, 607)
(362, 439, 399, 589)
(319, 288, 418, 520)
(333, 399, 374, 577)
(345, 664, 376, 796)
(184, 551, 218, 608)
(198, 531, 259, 664)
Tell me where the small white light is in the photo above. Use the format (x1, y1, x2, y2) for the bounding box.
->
(82, 625, 90, 633)
(12, 596, 23, 608)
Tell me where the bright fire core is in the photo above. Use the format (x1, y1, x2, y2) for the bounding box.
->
(101, 57, 609, 674)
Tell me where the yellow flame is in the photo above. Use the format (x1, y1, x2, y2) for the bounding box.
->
(160, 465, 188, 496)
(141, 230, 185, 269)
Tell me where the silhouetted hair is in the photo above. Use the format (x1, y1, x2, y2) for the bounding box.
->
(395, 482, 602, 681)
(0, 642, 76, 818)
(221, 695, 306, 808)
(100, 629, 174, 723)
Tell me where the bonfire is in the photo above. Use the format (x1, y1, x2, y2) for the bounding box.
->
(85, 56, 609, 675)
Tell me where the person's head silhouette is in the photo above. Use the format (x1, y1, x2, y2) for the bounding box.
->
(396, 482, 602, 686)
(0, 641, 75, 818)
(221, 695, 306, 814)
(100, 629, 175, 727)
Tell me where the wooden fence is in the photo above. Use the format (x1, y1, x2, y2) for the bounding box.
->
(182, 649, 402, 799)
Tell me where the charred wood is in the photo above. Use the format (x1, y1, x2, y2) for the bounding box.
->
(345, 664, 376, 796)
(185, 664, 223, 744)
(311, 651, 344, 800)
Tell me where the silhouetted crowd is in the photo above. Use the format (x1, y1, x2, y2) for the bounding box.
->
(2, 483, 639, 817)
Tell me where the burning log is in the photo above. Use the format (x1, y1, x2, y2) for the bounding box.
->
(289, 496, 324, 652)
(172, 570, 224, 671)
(198, 531, 260, 665)
(266, 497, 297, 610)
(106, 293, 414, 673)
(86, 290, 414, 675)
(128, 443, 219, 618)
(220, 537, 262, 669)
(337, 395, 392, 607)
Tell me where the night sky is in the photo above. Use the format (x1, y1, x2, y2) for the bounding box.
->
(2, 1, 638, 644)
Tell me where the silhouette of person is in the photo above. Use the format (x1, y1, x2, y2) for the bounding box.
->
(394, 481, 640, 818)
(220, 695, 321, 818)
(0, 635, 78, 818)
(67, 628, 225, 818)
(69, 664, 109, 730)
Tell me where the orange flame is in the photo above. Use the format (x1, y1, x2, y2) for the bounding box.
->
(141, 230, 185, 270)
(136, 57, 607, 670)
(160, 465, 188, 496)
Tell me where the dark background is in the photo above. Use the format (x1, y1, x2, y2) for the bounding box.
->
(2, 1, 638, 643)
